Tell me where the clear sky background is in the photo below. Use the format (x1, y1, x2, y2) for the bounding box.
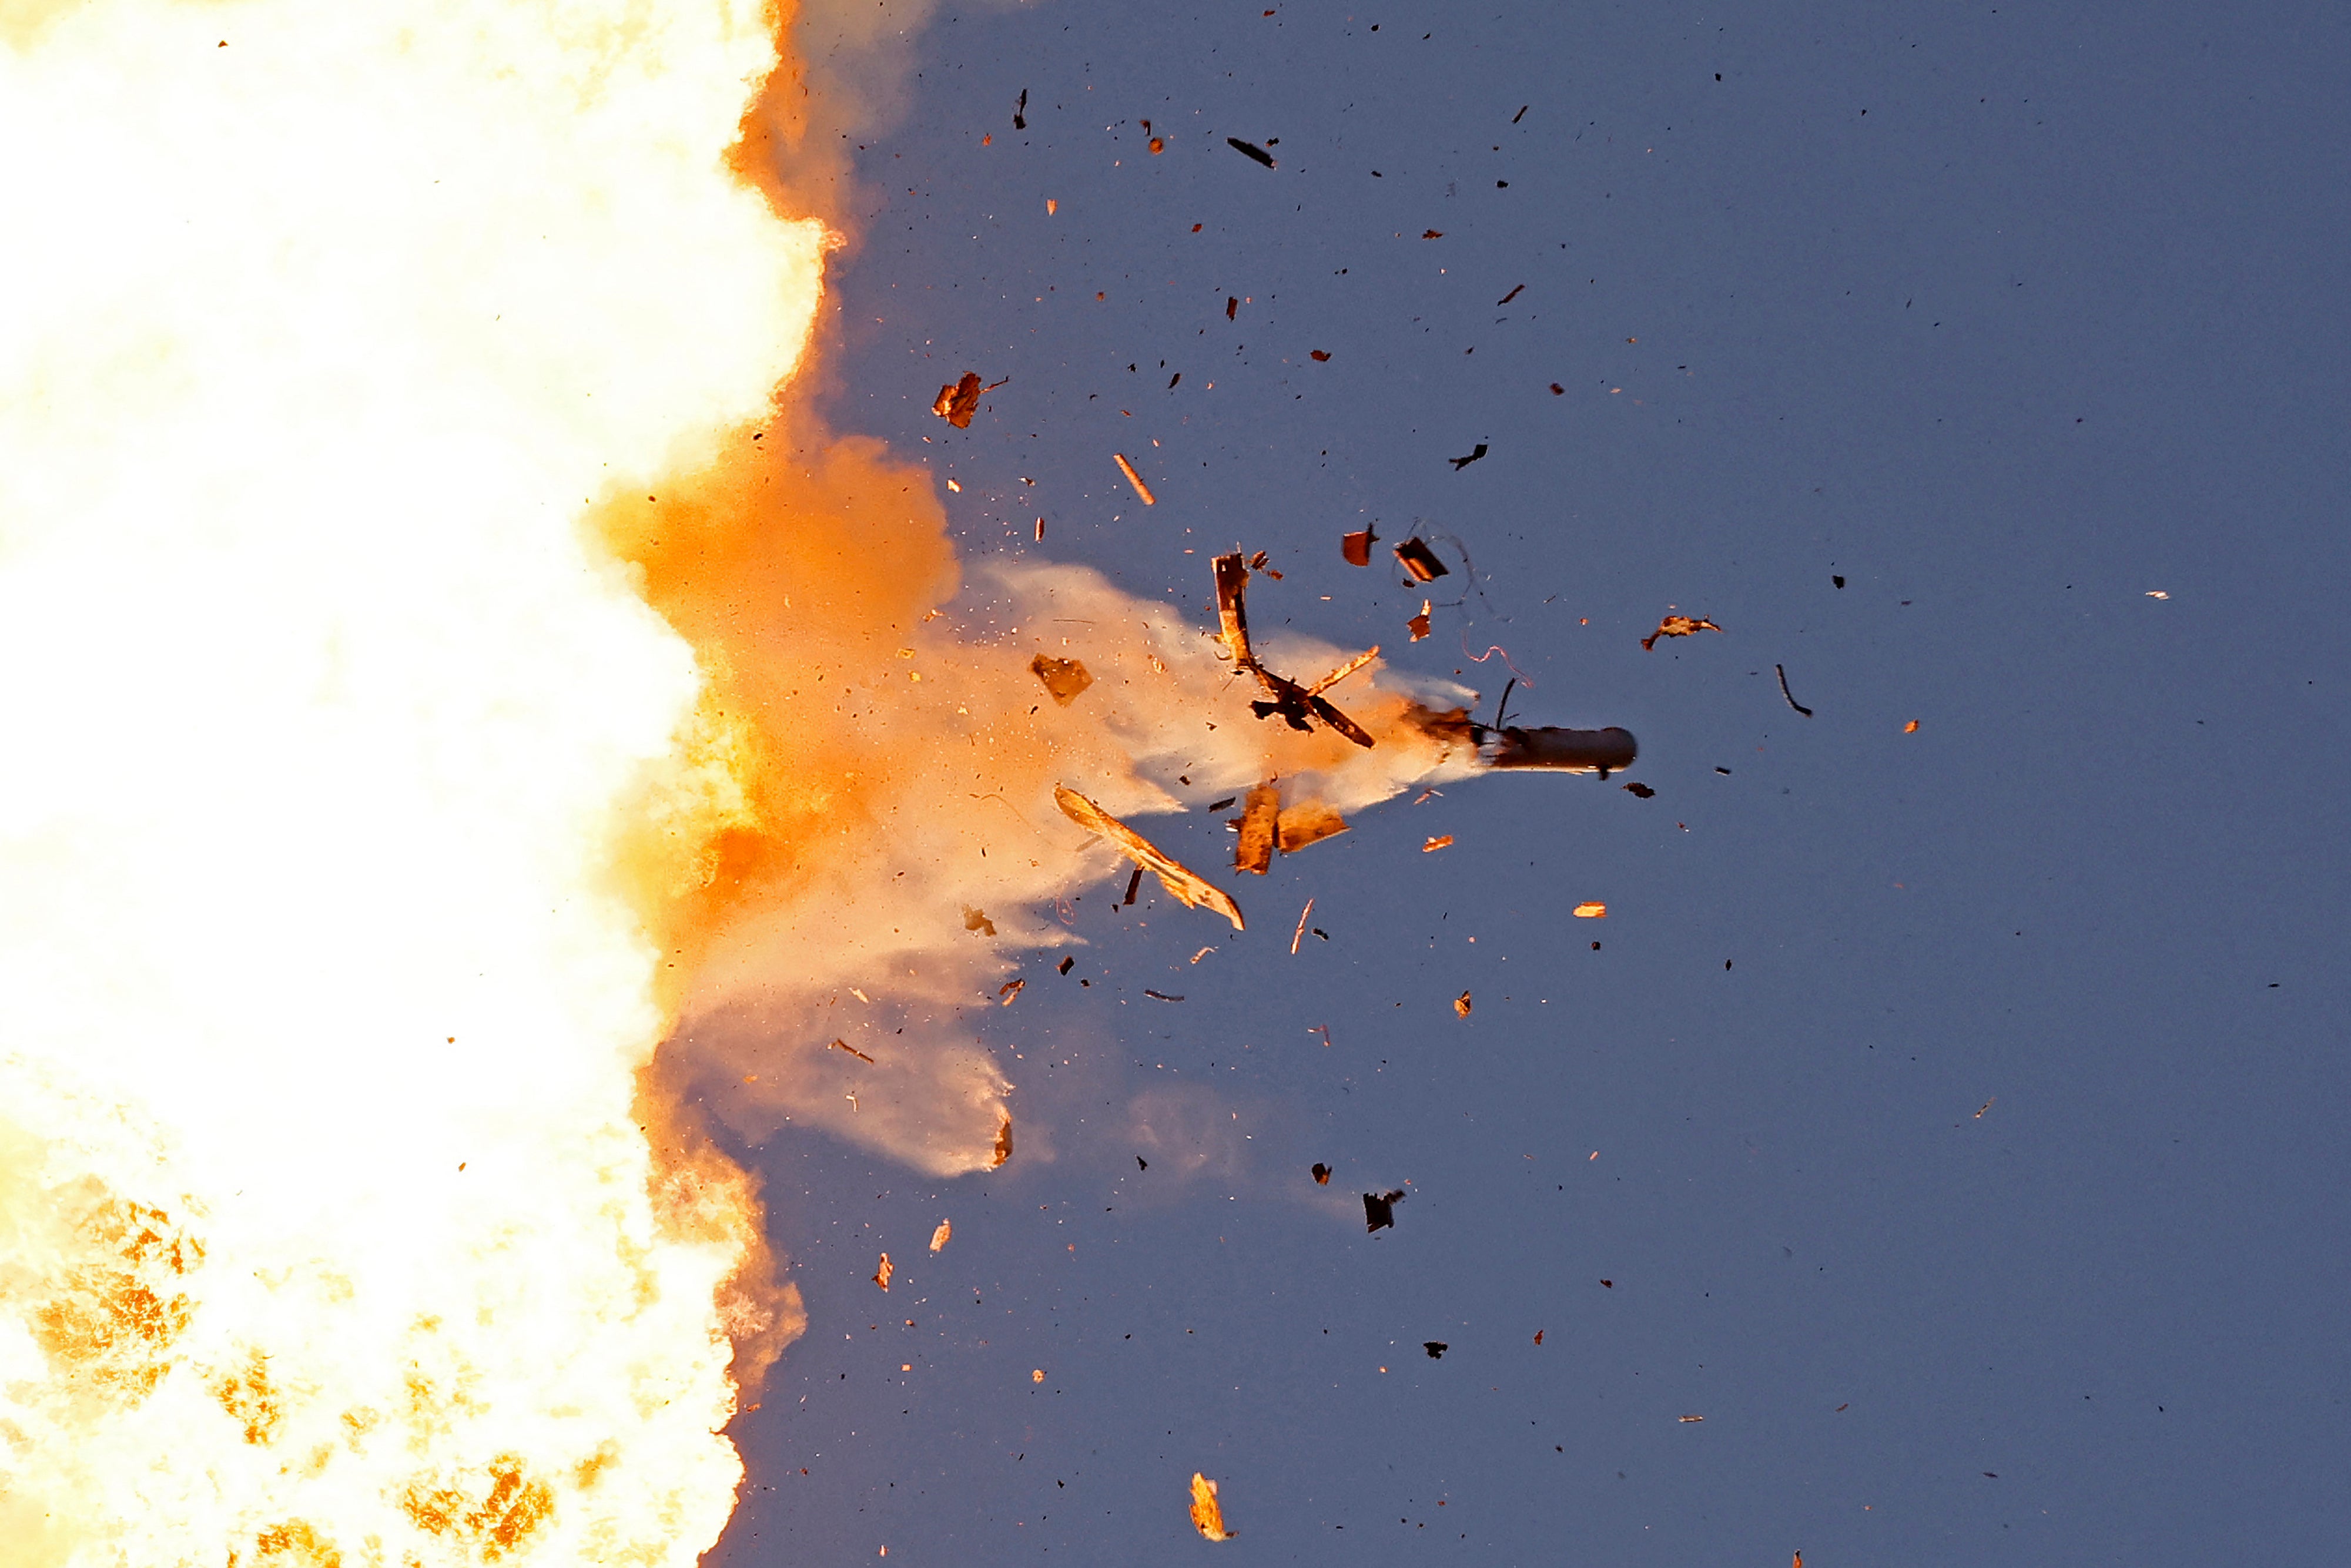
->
(709, 3, 2350, 1562)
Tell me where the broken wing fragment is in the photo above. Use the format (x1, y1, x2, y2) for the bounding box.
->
(1190, 1473, 1233, 1541)
(1054, 785, 1244, 930)
(1363, 1189, 1405, 1232)
(1029, 652, 1094, 705)
(932, 371, 983, 427)
(1640, 614, 1722, 650)
(1234, 782, 1279, 875)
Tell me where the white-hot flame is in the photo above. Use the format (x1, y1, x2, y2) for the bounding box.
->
(0, 2, 819, 1562)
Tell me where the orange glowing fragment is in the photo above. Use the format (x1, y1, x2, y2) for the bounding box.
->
(1112, 451, 1156, 504)
(1054, 785, 1243, 930)
(1190, 1472, 1234, 1540)
(997, 979, 1025, 1006)
(1573, 902, 1606, 919)
(1408, 601, 1433, 641)
(1641, 614, 1723, 650)
(1393, 537, 1450, 581)
(929, 1220, 952, 1253)
(992, 1116, 1015, 1169)
(872, 1253, 893, 1291)
(1305, 646, 1378, 696)
(1031, 1368, 1046, 1383)
(1904, 719, 1921, 732)
(1454, 990, 1472, 1018)
(1029, 652, 1094, 705)
(1422, 835, 1454, 853)
(1341, 525, 1378, 565)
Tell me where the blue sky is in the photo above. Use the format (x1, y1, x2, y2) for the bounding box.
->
(710, 4, 2351, 1561)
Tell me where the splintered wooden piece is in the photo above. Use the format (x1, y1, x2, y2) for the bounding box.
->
(1054, 785, 1245, 930)
(1234, 782, 1280, 875)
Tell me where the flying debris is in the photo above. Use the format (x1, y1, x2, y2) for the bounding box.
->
(1190, 1473, 1234, 1540)
(1143, 989, 1185, 1003)
(1641, 614, 1723, 650)
(929, 1220, 953, 1253)
(1341, 525, 1379, 565)
(1424, 1342, 1448, 1359)
(1454, 990, 1472, 1017)
(1306, 646, 1378, 696)
(1622, 781, 1656, 798)
(1312, 1162, 1332, 1185)
(963, 906, 997, 936)
(1234, 782, 1279, 875)
(1310, 349, 1331, 360)
(1496, 283, 1526, 306)
(1422, 835, 1455, 853)
(1211, 552, 1375, 746)
(1448, 443, 1489, 470)
(1277, 801, 1348, 853)
(1573, 902, 1606, 919)
(1112, 451, 1157, 504)
(1678, 1413, 1704, 1423)
(1137, 1155, 1149, 1171)
(992, 1116, 1015, 1168)
(1030, 652, 1094, 705)
(1013, 88, 1027, 129)
(1393, 537, 1451, 581)
(1289, 897, 1315, 956)
(1363, 1189, 1406, 1232)
(1408, 601, 1433, 640)
(1122, 867, 1144, 906)
(1904, 719, 1921, 732)
(997, 979, 1025, 1006)
(872, 1253, 893, 1291)
(1226, 295, 1238, 320)
(1776, 664, 1813, 716)
(1422, 229, 1445, 239)
(829, 1038, 876, 1064)
(1533, 1329, 1545, 1345)
(1226, 136, 1277, 167)
(1054, 785, 1244, 930)
(931, 371, 982, 427)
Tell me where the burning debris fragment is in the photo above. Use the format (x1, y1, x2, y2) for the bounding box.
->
(1408, 601, 1433, 640)
(1054, 785, 1244, 930)
(1312, 1162, 1332, 1185)
(1422, 835, 1454, 853)
(1642, 614, 1723, 650)
(1573, 902, 1607, 919)
(1454, 991, 1473, 1017)
(1190, 1473, 1234, 1540)
(992, 1117, 1016, 1169)
(1393, 537, 1451, 582)
(931, 372, 981, 427)
(1364, 1189, 1406, 1231)
(930, 1219, 953, 1253)
(872, 1253, 893, 1291)
(1029, 652, 1094, 705)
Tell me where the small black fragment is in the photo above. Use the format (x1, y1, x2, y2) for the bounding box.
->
(1013, 88, 1027, 130)
(1833, 574, 1846, 588)
(1363, 1189, 1406, 1232)
(1207, 796, 1237, 812)
(1621, 781, 1655, 798)
(1137, 1155, 1148, 1170)
(1123, 867, 1143, 906)
(1227, 136, 1277, 167)
(1057, 956, 1074, 975)
(1448, 443, 1489, 470)
(1424, 1341, 1448, 1359)
(1311, 1162, 1332, 1185)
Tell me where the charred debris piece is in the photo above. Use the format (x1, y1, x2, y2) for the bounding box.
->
(1364, 1188, 1406, 1232)
(1311, 1162, 1332, 1185)
(1394, 537, 1449, 581)
(1226, 135, 1276, 167)
(1424, 1341, 1448, 1359)
(1234, 782, 1349, 874)
(1448, 443, 1489, 471)
(1404, 703, 1640, 778)
(1340, 524, 1378, 566)
(1642, 614, 1722, 650)
(1012, 88, 1027, 130)
(1029, 652, 1093, 705)
(1212, 551, 1375, 747)
(1054, 784, 1244, 930)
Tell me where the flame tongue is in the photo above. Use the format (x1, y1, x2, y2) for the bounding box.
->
(0, 2, 819, 1562)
